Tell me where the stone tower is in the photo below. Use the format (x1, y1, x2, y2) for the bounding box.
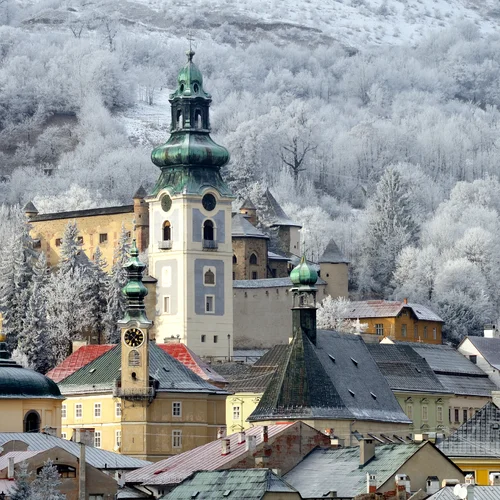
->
(148, 50, 234, 358)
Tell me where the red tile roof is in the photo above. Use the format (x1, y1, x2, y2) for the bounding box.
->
(46, 345, 114, 382)
(46, 343, 226, 385)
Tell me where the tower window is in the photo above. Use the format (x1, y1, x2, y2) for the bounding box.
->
(203, 220, 214, 241)
(195, 109, 202, 129)
(163, 221, 172, 241)
(176, 109, 183, 129)
(214, 335, 218, 343)
(201, 335, 206, 342)
(252, 271, 258, 279)
(233, 255, 237, 264)
(204, 269, 215, 285)
(205, 295, 215, 313)
(163, 296, 171, 313)
(128, 350, 140, 367)
(249, 253, 258, 265)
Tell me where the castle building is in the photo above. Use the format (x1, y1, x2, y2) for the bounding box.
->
(57, 241, 227, 461)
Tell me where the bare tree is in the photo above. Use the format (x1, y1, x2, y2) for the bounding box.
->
(280, 136, 317, 185)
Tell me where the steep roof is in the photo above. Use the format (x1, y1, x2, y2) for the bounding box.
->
(248, 330, 411, 424)
(263, 189, 301, 227)
(0, 433, 149, 469)
(47, 343, 226, 385)
(240, 198, 256, 210)
(125, 424, 296, 486)
(233, 276, 326, 289)
(342, 300, 443, 322)
(284, 442, 428, 498)
(438, 402, 500, 458)
(163, 469, 299, 500)
(367, 344, 452, 394)
(58, 344, 227, 395)
(231, 213, 269, 239)
(428, 486, 500, 500)
(462, 336, 500, 370)
(318, 239, 349, 264)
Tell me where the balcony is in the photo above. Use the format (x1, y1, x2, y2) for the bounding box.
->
(113, 385, 155, 402)
(158, 240, 173, 250)
(202, 240, 218, 250)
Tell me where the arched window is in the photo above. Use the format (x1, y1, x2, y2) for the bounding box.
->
(163, 221, 171, 241)
(203, 220, 214, 241)
(249, 253, 258, 265)
(176, 109, 183, 129)
(24, 410, 41, 433)
(204, 269, 215, 285)
(233, 255, 237, 264)
(195, 109, 202, 129)
(129, 350, 140, 367)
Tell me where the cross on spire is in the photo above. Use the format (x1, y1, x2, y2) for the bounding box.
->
(187, 32, 195, 61)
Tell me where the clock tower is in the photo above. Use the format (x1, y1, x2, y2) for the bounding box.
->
(148, 50, 234, 358)
(118, 239, 152, 396)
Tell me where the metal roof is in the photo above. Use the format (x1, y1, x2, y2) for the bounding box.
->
(267, 251, 290, 261)
(428, 486, 500, 500)
(284, 442, 426, 498)
(0, 433, 150, 469)
(163, 469, 298, 499)
(125, 424, 295, 486)
(30, 204, 134, 221)
(342, 300, 443, 322)
(318, 239, 349, 264)
(464, 336, 500, 371)
(58, 344, 228, 395)
(0, 365, 63, 399)
(367, 344, 452, 394)
(249, 330, 411, 424)
(233, 277, 326, 289)
(0, 451, 41, 470)
(438, 402, 500, 458)
(231, 213, 269, 239)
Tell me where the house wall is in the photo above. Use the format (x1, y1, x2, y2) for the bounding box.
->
(448, 396, 490, 432)
(227, 392, 263, 432)
(232, 238, 268, 280)
(449, 458, 500, 486)
(319, 263, 348, 299)
(232, 284, 328, 349)
(263, 492, 301, 499)
(458, 339, 500, 387)
(0, 399, 62, 435)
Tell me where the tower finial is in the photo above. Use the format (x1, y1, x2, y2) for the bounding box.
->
(187, 32, 195, 61)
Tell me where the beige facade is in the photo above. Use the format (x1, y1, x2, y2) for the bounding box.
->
(227, 393, 263, 432)
(320, 262, 349, 298)
(448, 395, 490, 431)
(0, 399, 62, 435)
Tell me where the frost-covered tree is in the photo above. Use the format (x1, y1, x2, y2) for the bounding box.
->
(317, 296, 367, 334)
(86, 246, 109, 343)
(10, 462, 32, 500)
(58, 221, 83, 274)
(31, 459, 65, 500)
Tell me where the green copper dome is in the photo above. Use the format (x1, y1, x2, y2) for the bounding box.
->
(290, 255, 318, 286)
(170, 49, 210, 100)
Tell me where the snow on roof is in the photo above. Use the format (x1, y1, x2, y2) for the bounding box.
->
(341, 300, 443, 322)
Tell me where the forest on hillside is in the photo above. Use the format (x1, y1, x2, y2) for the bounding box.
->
(1, 0, 500, 347)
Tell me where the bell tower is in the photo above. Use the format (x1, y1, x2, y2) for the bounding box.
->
(148, 50, 234, 358)
(118, 240, 152, 395)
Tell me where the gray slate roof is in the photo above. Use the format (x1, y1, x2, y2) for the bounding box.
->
(438, 402, 500, 458)
(263, 189, 301, 227)
(30, 205, 134, 221)
(240, 198, 256, 210)
(233, 277, 326, 289)
(268, 251, 290, 261)
(249, 330, 411, 424)
(163, 469, 299, 499)
(319, 239, 349, 264)
(464, 336, 500, 370)
(367, 344, 452, 394)
(428, 486, 500, 500)
(284, 443, 426, 498)
(0, 433, 150, 470)
(231, 213, 269, 239)
(58, 343, 227, 395)
(342, 301, 443, 322)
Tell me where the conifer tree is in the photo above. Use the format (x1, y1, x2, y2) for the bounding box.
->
(31, 460, 66, 500)
(10, 462, 32, 500)
(86, 246, 109, 343)
(58, 221, 82, 274)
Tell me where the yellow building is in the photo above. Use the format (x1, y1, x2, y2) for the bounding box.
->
(0, 332, 63, 434)
(57, 241, 227, 461)
(438, 402, 500, 485)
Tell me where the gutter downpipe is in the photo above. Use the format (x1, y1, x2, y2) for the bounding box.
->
(349, 420, 357, 447)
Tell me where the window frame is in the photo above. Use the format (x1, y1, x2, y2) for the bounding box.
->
(99, 233, 108, 245)
(115, 402, 122, 418)
(172, 402, 182, 417)
(75, 403, 83, 419)
(115, 430, 121, 448)
(94, 431, 101, 448)
(172, 430, 182, 449)
(375, 323, 384, 336)
(94, 402, 101, 419)
(437, 405, 443, 422)
(205, 295, 215, 314)
(232, 405, 241, 420)
(422, 404, 429, 421)
(163, 295, 171, 314)
(62, 404, 67, 419)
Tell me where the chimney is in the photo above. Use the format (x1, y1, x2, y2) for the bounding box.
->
(239, 199, 257, 226)
(441, 479, 459, 488)
(330, 437, 345, 449)
(237, 432, 246, 444)
(221, 438, 231, 456)
(255, 456, 269, 468)
(484, 325, 498, 338)
(245, 435, 256, 453)
(359, 438, 375, 466)
(217, 427, 227, 439)
(403, 298, 408, 304)
(366, 473, 377, 493)
(395, 474, 411, 493)
(466, 484, 475, 500)
(79, 443, 86, 500)
(426, 476, 440, 494)
(7, 457, 14, 479)
(489, 472, 500, 485)
(262, 426, 269, 443)
(72, 428, 95, 447)
(413, 433, 429, 444)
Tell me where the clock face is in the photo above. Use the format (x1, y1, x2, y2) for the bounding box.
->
(124, 328, 145, 348)
(161, 195, 172, 212)
(202, 193, 217, 211)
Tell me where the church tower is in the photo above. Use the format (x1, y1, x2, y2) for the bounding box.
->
(148, 50, 234, 358)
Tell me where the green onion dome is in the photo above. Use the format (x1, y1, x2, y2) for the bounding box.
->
(290, 255, 318, 286)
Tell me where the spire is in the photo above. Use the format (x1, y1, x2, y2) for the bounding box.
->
(290, 255, 318, 287)
(133, 185, 147, 199)
(119, 240, 151, 325)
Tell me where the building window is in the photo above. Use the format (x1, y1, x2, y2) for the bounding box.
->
(201, 335, 206, 343)
(115, 402, 121, 418)
(232, 406, 241, 420)
(77, 236, 84, 245)
(401, 324, 407, 337)
(62, 404, 67, 419)
(233, 255, 237, 264)
(424, 326, 428, 339)
(203, 220, 214, 241)
(414, 325, 418, 339)
(176, 109, 183, 129)
(163, 296, 171, 314)
(270, 268, 277, 278)
(375, 324, 384, 336)
(433, 327, 437, 340)
(172, 402, 182, 417)
(406, 404, 413, 420)
(33, 240, 41, 249)
(422, 405, 428, 421)
(75, 404, 83, 419)
(55, 238, 62, 247)
(214, 335, 218, 343)
(437, 406, 443, 422)
(454, 408, 459, 423)
(115, 430, 121, 448)
(195, 109, 202, 129)
(463, 409, 468, 422)
(249, 253, 258, 265)
(172, 430, 182, 448)
(204, 268, 215, 285)
(24, 411, 41, 433)
(99, 233, 108, 244)
(469, 355, 477, 364)
(163, 221, 171, 241)
(251, 271, 258, 279)
(129, 350, 140, 367)
(94, 403, 101, 418)
(94, 431, 101, 448)
(205, 295, 214, 313)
